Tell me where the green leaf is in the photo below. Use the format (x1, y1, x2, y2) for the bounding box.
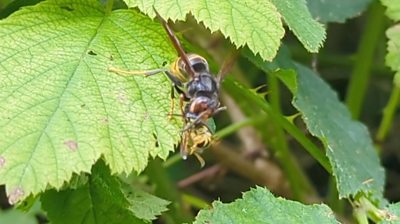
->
(386, 25, 400, 87)
(379, 203, 400, 223)
(125, 0, 285, 61)
(41, 160, 154, 224)
(306, 0, 373, 23)
(270, 0, 326, 52)
(0, 209, 37, 224)
(381, 0, 400, 21)
(289, 64, 385, 200)
(125, 189, 170, 221)
(194, 186, 339, 224)
(0, 0, 181, 203)
(244, 49, 385, 200)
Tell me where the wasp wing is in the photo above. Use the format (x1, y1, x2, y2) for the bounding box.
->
(153, 8, 196, 79)
(216, 50, 239, 87)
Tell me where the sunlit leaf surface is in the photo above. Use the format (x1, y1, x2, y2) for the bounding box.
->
(125, 0, 285, 61)
(381, 0, 400, 21)
(0, 0, 181, 203)
(386, 25, 400, 87)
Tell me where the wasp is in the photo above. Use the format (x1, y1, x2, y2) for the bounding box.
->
(108, 8, 235, 165)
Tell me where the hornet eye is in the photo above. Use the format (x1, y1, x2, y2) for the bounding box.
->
(192, 62, 207, 73)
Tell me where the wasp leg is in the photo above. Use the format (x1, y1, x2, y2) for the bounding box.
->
(108, 66, 168, 77)
(180, 130, 190, 160)
(182, 110, 211, 132)
(213, 106, 227, 115)
(182, 106, 227, 132)
(168, 85, 175, 120)
(179, 93, 192, 125)
(193, 152, 206, 167)
(166, 85, 191, 121)
(168, 83, 190, 120)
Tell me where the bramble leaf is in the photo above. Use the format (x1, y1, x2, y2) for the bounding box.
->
(244, 50, 385, 201)
(385, 25, 400, 87)
(0, 209, 37, 224)
(306, 0, 373, 23)
(289, 64, 385, 200)
(270, 0, 326, 52)
(381, 0, 400, 21)
(126, 189, 170, 221)
(124, 0, 285, 61)
(379, 203, 400, 223)
(194, 187, 339, 224)
(41, 161, 155, 224)
(0, 0, 181, 203)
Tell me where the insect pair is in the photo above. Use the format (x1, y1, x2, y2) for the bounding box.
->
(109, 9, 234, 166)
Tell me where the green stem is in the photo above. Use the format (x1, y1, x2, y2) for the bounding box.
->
(354, 207, 369, 224)
(267, 74, 317, 201)
(223, 78, 332, 173)
(182, 193, 210, 210)
(145, 159, 193, 224)
(376, 86, 400, 141)
(345, 1, 386, 119)
(356, 196, 387, 223)
(105, 0, 113, 14)
(214, 117, 260, 140)
(268, 72, 281, 110)
(239, 53, 331, 173)
(163, 153, 182, 168)
(281, 116, 331, 173)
